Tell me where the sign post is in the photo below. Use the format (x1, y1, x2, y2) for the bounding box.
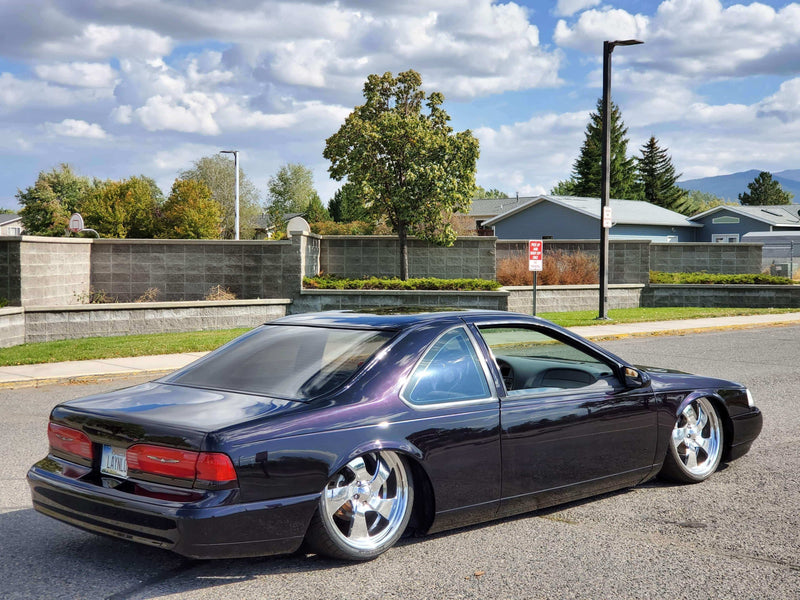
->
(528, 240, 543, 316)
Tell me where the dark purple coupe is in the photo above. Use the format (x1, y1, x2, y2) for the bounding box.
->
(28, 310, 762, 560)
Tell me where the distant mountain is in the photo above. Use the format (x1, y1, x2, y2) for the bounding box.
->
(678, 169, 800, 201)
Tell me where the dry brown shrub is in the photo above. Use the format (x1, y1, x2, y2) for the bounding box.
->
(204, 285, 237, 301)
(497, 250, 599, 286)
(133, 287, 160, 303)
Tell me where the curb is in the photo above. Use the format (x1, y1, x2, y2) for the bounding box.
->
(0, 369, 176, 390)
(579, 319, 800, 342)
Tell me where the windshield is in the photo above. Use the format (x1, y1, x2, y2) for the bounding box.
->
(163, 325, 395, 400)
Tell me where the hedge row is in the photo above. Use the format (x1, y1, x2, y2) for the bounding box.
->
(303, 275, 502, 291)
(650, 271, 796, 285)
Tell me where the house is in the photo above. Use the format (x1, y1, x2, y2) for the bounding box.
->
(689, 205, 800, 242)
(477, 195, 701, 242)
(0, 213, 23, 236)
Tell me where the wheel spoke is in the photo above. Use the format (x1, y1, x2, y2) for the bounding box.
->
(684, 404, 698, 426)
(695, 404, 708, 429)
(685, 448, 699, 470)
(672, 426, 686, 444)
(369, 456, 391, 494)
(349, 510, 370, 539)
(698, 435, 712, 455)
(371, 497, 395, 520)
(347, 456, 372, 482)
(324, 484, 351, 516)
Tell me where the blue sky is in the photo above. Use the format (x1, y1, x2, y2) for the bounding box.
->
(2, 0, 800, 210)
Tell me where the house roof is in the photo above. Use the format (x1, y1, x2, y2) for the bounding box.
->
(0, 213, 20, 226)
(468, 197, 525, 217)
(689, 204, 800, 227)
(482, 195, 701, 228)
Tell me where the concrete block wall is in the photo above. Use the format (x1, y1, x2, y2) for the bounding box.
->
(643, 284, 800, 308)
(319, 236, 496, 280)
(20, 237, 92, 306)
(0, 238, 21, 305)
(496, 239, 651, 285)
(292, 289, 509, 314)
(505, 285, 644, 314)
(90, 234, 318, 302)
(22, 299, 290, 344)
(0, 307, 24, 347)
(650, 243, 763, 274)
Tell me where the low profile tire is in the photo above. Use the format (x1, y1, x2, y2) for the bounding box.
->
(305, 450, 414, 560)
(659, 397, 723, 483)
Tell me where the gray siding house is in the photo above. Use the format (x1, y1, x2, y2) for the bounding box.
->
(477, 195, 700, 242)
(689, 205, 800, 242)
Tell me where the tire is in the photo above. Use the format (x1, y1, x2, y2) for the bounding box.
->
(305, 450, 414, 560)
(659, 397, 724, 483)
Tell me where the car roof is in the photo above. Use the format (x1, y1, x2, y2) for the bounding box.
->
(270, 308, 545, 330)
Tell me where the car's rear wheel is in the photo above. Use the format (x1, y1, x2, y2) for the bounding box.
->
(305, 450, 414, 560)
(660, 397, 723, 483)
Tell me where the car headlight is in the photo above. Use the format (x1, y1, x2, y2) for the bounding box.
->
(745, 388, 755, 408)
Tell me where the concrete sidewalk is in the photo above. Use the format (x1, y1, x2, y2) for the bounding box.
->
(2, 312, 799, 388)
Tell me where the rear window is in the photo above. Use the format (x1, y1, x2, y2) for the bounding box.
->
(163, 325, 395, 400)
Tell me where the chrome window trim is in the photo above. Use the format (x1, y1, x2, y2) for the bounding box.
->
(400, 325, 497, 410)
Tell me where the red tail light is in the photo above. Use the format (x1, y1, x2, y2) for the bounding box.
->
(126, 444, 237, 486)
(48, 423, 93, 460)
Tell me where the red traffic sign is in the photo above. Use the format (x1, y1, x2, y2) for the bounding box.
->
(528, 239, 543, 272)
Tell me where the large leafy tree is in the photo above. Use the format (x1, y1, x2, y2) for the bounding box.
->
(16, 164, 93, 236)
(80, 176, 163, 238)
(637, 136, 696, 214)
(472, 185, 508, 199)
(570, 99, 640, 200)
(324, 69, 479, 279)
(266, 163, 326, 229)
(161, 179, 221, 239)
(328, 183, 369, 223)
(738, 171, 793, 205)
(180, 155, 261, 239)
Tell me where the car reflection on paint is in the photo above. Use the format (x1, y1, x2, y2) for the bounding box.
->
(28, 309, 762, 560)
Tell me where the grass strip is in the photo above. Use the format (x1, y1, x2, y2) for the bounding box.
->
(539, 306, 799, 328)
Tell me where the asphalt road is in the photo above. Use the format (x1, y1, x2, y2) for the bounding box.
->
(1, 326, 798, 600)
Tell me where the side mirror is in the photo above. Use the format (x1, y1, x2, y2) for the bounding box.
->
(623, 367, 647, 388)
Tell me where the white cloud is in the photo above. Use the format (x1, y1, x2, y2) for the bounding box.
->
(33, 62, 117, 88)
(39, 24, 172, 60)
(44, 119, 109, 139)
(0, 73, 112, 109)
(111, 105, 133, 124)
(135, 93, 221, 135)
(554, 0, 601, 18)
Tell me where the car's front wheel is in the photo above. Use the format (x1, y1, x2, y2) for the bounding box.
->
(305, 450, 414, 560)
(659, 397, 723, 483)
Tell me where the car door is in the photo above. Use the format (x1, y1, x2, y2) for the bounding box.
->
(471, 322, 657, 518)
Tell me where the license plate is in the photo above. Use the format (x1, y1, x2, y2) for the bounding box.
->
(100, 445, 128, 478)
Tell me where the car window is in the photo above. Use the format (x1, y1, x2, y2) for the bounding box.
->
(403, 327, 492, 406)
(477, 326, 616, 395)
(163, 325, 395, 400)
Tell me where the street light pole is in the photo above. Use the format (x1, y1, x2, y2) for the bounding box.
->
(598, 39, 643, 320)
(219, 150, 240, 240)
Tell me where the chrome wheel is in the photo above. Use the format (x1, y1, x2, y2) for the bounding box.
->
(662, 397, 723, 483)
(308, 451, 413, 559)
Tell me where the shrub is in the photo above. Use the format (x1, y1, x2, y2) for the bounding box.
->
(134, 287, 160, 303)
(205, 285, 238, 300)
(650, 271, 796, 285)
(310, 221, 393, 235)
(497, 250, 598, 286)
(304, 275, 501, 291)
(0, 297, 7, 308)
(74, 287, 117, 304)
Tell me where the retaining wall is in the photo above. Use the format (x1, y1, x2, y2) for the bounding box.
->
(649, 243, 762, 274)
(505, 284, 645, 314)
(319, 236, 496, 280)
(0, 299, 290, 346)
(643, 285, 800, 308)
(292, 289, 509, 314)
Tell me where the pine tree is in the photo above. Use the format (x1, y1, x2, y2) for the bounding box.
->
(570, 99, 639, 200)
(637, 136, 695, 214)
(738, 171, 793, 205)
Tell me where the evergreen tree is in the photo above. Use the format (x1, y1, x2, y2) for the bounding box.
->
(637, 136, 695, 214)
(328, 183, 368, 222)
(738, 171, 793, 205)
(550, 179, 577, 196)
(570, 99, 639, 200)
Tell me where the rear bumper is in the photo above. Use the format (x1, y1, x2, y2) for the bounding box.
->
(727, 407, 763, 461)
(27, 463, 319, 559)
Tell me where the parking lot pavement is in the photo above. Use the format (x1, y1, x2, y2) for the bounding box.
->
(1, 327, 798, 599)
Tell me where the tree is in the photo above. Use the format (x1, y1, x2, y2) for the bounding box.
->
(684, 190, 735, 215)
(637, 136, 696, 215)
(80, 176, 162, 238)
(161, 179, 221, 239)
(266, 163, 324, 229)
(16, 164, 92, 236)
(328, 183, 369, 223)
(738, 171, 793, 205)
(570, 99, 640, 200)
(180, 155, 261, 239)
(473, 185, 508, 199)
(550, 179, 577, 196)
(324, 70, 479, 279)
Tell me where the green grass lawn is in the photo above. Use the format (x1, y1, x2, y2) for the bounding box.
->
(0, 306, 797, 367)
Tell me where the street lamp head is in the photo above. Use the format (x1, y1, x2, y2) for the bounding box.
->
(219, 150, 237, 154)
(609, 39, 644, 48)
